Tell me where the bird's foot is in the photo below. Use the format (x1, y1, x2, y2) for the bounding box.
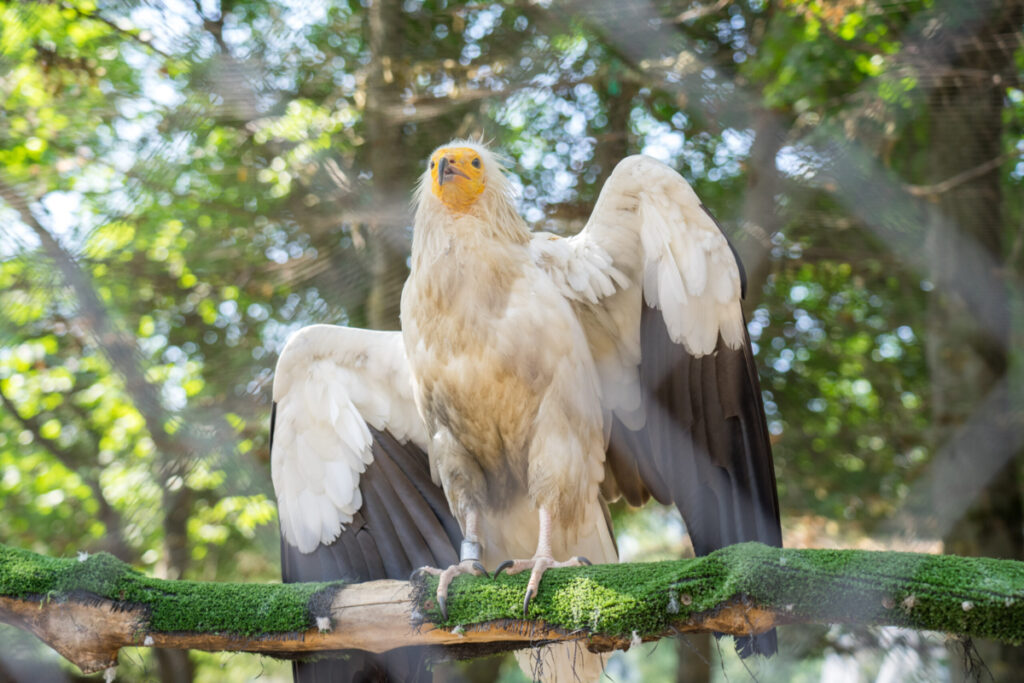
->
(414, 559, 489, 620)
(494, 555, 592, 616)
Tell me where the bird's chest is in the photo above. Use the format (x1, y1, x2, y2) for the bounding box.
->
(401, 244, 573, 461)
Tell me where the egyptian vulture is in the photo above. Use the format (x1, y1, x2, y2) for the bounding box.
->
(272, 140, 782, 681)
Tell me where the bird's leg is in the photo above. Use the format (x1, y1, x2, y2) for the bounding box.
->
(494, 507, 592, 616)
(413, 509, 487, 619)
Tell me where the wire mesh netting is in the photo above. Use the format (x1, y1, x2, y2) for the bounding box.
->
(1, 0, 1023, 681)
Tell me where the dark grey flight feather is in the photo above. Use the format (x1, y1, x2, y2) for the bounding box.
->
(605, 238, 782, 657)
(275, 409, 462, 683)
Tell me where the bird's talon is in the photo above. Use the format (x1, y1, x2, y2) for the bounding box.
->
(523, 587, 535, 617)
(410, 565, 441, 583)
(578, 556, 592, 566)
(472, 561, 490, 578)
(438, 595, 448, 620)
(494, 560, 514, 577)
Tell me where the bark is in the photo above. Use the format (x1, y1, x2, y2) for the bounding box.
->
(4, 543, 1024, 676)
(737, 107, 786, 313)
(594, 78, 637, 187)
(363, 0, 411, 331)
(0, 587, 775, 676)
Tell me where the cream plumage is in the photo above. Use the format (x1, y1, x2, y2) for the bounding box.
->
(272, 139, 782, 682)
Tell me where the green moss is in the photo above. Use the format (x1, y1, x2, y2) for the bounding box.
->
(5, 543, 1024, 645)
(416, 543, 1024, 645)
(0, 544, 345, 637)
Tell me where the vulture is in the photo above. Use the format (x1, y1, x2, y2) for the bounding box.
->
(271, 140, 782, 682)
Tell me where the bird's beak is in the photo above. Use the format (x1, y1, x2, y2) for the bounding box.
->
(437, 157, 469, 187)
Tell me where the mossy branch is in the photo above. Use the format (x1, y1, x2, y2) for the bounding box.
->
(2, 543, 1024, 675)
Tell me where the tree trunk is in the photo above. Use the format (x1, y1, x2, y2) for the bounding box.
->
(920, 2, 1024, 680)
(737, 107, 785, 312)
(363, 0, 411, 331)
(594, 76, 637, 185)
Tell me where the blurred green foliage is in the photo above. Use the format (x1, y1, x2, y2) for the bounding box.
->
(1, 0, 1022, 680)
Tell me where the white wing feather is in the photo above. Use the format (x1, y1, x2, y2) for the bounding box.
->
(271, 325, 427, 553)
(531, 154, 744, 426)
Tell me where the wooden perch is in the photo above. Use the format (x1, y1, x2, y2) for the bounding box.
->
(0, 580, 764, 674)
(2, 542, 1024, 675)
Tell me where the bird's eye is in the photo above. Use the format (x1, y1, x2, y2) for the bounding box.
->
(471, 158, 481, 169)
(430, 160, 435, 169)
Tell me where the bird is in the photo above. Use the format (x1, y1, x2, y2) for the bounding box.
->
(271, 139, 783, 681)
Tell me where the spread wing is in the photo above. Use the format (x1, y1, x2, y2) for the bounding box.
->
(271, 325, 461, 681)
(531, 155, 782, 656)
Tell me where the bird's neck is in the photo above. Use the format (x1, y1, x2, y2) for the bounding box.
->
(411, 197, 530, 270)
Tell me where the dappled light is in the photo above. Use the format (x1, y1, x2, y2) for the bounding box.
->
(1, 1, 1023, 681)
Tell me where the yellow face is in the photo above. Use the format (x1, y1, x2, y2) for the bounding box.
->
(428, 146, 486, 212)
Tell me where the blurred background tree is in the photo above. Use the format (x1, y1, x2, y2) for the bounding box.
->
(0, 1, 1021, 681)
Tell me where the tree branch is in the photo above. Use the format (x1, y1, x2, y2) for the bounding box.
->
(0, 176, 166, 442)
(58, 2, 173, 60)
(0, 174, 199, 577)
(0, 382, 135, 562)
(672, 0, 731, 24)
(904, 151, 1021, 198)
(2, 543, 1023, 675)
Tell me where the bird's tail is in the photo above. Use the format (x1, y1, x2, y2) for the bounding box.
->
(554, 498, 618, 566)
(515, 643, 608, 683)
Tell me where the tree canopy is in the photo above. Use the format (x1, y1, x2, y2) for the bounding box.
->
(1, 1, 1022, 681)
